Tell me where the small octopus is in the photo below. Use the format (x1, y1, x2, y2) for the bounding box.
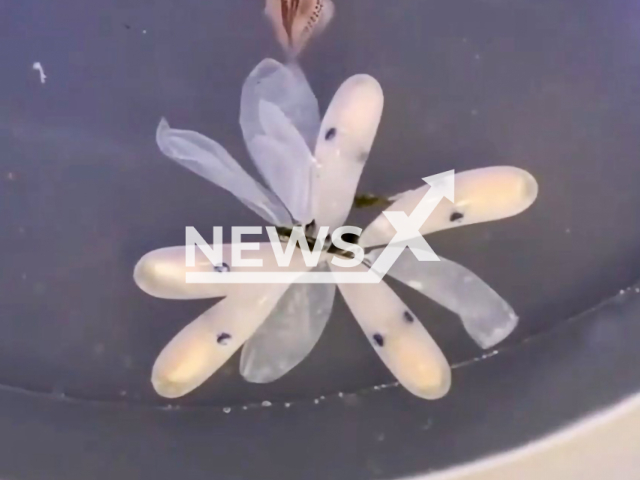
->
(264, 0, 335, 57)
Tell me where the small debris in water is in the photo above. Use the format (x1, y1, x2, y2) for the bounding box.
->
(122, 355, 134, 369)
(32, 62, 47, 84)
(314, 399, 320, 404)
(6, 172, 16, 181)
(284, 402, 292, 408)
(223, 407, 231, 414)
(421, 419, 434, 431)
(261, 400, 272, 407)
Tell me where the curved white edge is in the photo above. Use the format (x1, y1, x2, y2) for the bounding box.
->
(410, 391, 640, 480)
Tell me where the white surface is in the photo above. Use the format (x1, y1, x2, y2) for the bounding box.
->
(415, 392, 640, 480)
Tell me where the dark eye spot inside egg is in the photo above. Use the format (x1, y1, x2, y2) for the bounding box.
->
(340, 232, 359, 245)
(372, 333, 384, 347)
(214, 262, 230, 273)
(449, 212, 464, 222)
(403, 311, 414, 323)
(326, 231, 358, 259)
(325, 127, 337, 141)
(217, 333, 232, 345)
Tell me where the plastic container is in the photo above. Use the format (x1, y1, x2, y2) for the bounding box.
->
(1, 0, 639, 478)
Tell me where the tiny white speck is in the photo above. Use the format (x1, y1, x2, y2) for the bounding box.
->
(6, 172, 16, 181)
(474, 54, 481, 60)
(223, 407, 231, 414)
(142, 30, 147, 34)
(635, 288, 640, 293)
(284, 402, 291, 408)
(408, 280, 423, 290)
(52, 386, 65, 399)
(480, 350, 499, 361)
(319, 395, 325, 400)
(261, 400, 272, 407)
(314, 399, 320, 404)
(620, 289, 626, 295)
(32, 62, 47, 84)
(373, 386, 380, 391)
(338, 392, 344, 397)
(119, 390, 127, 397)
(242, 406, 248, 410)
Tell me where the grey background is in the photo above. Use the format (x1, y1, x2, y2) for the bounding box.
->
(0, 0, 640, 478)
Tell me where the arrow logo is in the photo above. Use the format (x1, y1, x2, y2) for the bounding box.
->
(365, 170, 453, 281)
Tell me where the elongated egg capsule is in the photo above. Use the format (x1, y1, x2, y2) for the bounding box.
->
(313, 74, 384, 233)
(360, 166, 539, 247)
(331, 263, 452, 400)
(152, 283, 291, 398)
(134, 241, 309, 300)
